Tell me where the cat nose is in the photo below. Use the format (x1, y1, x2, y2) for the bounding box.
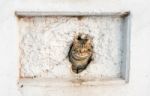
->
(81, 49, 84, 53)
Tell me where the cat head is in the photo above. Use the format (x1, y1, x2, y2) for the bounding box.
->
(72, 33, 93, 57)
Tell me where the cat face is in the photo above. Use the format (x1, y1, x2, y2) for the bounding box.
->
(72, 33, 93, 59)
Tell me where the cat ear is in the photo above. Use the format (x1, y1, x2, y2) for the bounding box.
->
(86, 36, 93, 44)
(74, 32, 83, 40)
(87, 39, 91, 44)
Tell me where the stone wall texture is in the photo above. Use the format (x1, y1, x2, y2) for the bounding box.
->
(0, 0, 150, 96)
(19, 16, 123, 80)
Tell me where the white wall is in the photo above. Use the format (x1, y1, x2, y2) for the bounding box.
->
(0, 0, 150, 96)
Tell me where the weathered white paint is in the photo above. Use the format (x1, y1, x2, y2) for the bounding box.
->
(18, 15, 125, 80)
(0, 0, 150, 96)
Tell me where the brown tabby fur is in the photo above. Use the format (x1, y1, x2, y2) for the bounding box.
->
(69, 33, 93, 73)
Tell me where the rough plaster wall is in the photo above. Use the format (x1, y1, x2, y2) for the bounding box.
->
(0, 0, 150, 96)
(19, 16, 123, 79)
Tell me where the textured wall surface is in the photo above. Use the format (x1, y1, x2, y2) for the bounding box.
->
(0, 0, 150, 96)
(19, 16, 123, 79)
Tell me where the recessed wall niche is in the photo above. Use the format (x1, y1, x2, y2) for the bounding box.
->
(17, 12, 130, 84)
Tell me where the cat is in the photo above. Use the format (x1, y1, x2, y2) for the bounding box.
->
(69, 33, 93, 73)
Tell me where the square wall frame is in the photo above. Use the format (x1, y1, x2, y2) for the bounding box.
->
(16, 11, 130, 85)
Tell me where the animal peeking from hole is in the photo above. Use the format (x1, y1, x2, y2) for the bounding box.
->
(68, 33, 93, 74)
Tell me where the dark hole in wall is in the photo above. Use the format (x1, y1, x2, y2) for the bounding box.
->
(68, 33, 93, 74)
